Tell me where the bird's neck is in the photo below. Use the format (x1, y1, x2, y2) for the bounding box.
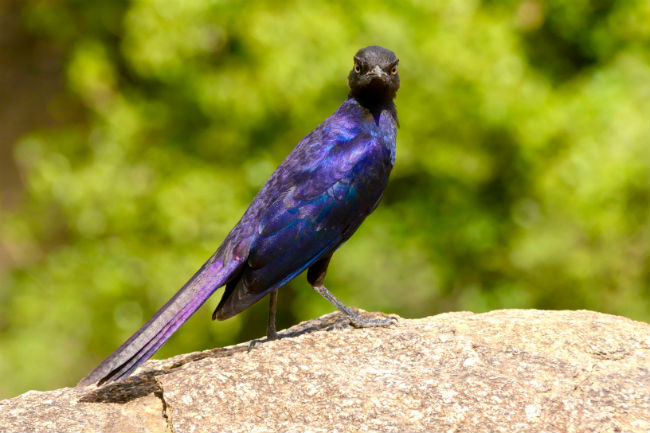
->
(349, 95, 398, 126)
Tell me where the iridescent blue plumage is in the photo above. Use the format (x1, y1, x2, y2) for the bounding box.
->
(79, 45, 400, 386)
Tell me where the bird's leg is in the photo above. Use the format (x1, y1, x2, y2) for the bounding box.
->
(248, 289, 280, 352)
(307, 256, 395, 328)
(311, 285, 394, 327)
(266, 289, 280, 340)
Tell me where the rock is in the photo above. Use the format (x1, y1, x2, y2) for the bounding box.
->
(1, 309, 648, 433)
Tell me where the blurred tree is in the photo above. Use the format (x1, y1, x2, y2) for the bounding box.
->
(0, 0, 648, 398)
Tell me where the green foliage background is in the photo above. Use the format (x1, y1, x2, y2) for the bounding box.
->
(0, 0, 648, 398)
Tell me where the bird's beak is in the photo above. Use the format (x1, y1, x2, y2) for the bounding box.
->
(366, 65, 388, 80)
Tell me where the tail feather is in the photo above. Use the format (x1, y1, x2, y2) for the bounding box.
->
(102, 308, 185, 383)
(78, 256, 243, 386)
(106, 291, 206, 383)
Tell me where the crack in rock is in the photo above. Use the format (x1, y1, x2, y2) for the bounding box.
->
(154, 377, 174, 433)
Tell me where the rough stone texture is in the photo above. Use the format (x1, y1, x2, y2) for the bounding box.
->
(0, 389, 167, 433)
(1, 310, 648, 433)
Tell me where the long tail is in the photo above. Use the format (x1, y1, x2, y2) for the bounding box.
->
(78, 255, 243, 386)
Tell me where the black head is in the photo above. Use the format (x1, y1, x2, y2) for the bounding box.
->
(348, 45, 400, 108)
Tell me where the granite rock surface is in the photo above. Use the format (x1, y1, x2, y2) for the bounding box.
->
(1, 309, 648, 433)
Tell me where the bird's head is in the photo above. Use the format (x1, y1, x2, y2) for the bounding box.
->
(348, 45, 400, 107)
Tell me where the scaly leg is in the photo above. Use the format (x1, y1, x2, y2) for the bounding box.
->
(266, 289, 280, 340)
(248, 289, 280, 351)
(308, 256, 395, 328)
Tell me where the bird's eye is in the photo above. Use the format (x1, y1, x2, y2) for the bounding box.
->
(391, 65, 398, 75)
(354, 64, 361, 73)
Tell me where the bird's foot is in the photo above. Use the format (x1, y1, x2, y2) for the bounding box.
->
(347, 313, 397, 328)
(247, 329, 280, 352)
(267, 329, 280, 340)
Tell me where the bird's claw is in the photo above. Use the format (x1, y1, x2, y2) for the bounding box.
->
(247, 330, 280, 352)
(247, 338, 263, 352)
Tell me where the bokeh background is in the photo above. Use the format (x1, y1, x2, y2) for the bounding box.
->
(1, 0, 648, 398)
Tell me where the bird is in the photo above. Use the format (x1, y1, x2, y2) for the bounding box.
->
(79, 45, 401, 386)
